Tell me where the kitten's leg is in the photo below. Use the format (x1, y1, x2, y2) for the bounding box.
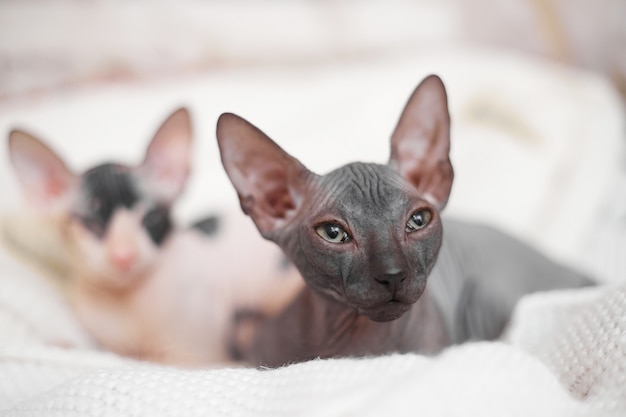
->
(228, 309, 268, 362)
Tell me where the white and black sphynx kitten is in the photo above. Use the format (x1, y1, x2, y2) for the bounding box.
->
(8, 108, 302, 366)
(216, 75, 593, 367)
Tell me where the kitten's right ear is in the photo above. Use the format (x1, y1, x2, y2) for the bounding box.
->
(216, 113, 313, 237)
(139, 107, 193, 204)
(8, 130, 77, 213)
(389, 75, 453, 210)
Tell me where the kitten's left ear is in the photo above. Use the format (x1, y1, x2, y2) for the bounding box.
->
(389, 75, 453, 210)
(216, 113, 314, 238)
(138, 107, 193, 203)
(8, 129, 77, 214)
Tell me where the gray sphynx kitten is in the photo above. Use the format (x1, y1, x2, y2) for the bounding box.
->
(216, 75, 592, 367)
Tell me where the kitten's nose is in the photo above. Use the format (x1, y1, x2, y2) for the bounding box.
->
(110, 248, 136, 272)
(375, 269, 406, 292)
(106, 210, 139, 273)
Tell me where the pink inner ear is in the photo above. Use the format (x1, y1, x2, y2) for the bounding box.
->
(261, 181, 296, 220)
(20, 170, 75, 213)
(217, 112, 314, 236)
(42, 175, 68, 199)
(142, 130, 192, 202)
(236, 163, 298, 230)
(405, 160, 453, 210)
(389, 75, 453, 210)
(8, 131, 76, 212)
(147, 149, 187, 181)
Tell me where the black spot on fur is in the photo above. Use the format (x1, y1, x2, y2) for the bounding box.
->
(82, 164, 138, 217)
(190, 215, 221, 237)
(142, 204, 172, 245)
(75, 163, 172, 245)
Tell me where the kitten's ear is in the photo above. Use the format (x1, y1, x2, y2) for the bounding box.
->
(389, 75, 453, 210)
(139, 107, 193, 203)
(216, 113, 313, 237)
(8, 130, 77, 214)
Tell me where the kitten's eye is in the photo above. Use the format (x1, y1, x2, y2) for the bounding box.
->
(406, 210, 432, 232)
(142, 205, 172, 245)
(315, 223, 351, 243)
(143, 207, 163, 227)
(89, 198, 102, 212)
(74, 215, 106, 238)
(86, 219, 105, 237)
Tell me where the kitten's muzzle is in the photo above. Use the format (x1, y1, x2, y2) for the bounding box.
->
(356, 272, 426, 321)
(374, 269, 407, 293)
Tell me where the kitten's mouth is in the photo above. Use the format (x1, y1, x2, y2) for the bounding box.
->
(100, 262, 153, 289)
(355, 286, 425, 322)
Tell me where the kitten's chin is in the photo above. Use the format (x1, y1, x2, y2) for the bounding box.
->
(360, 301, 412, 322)
(81, 266, 152, 292)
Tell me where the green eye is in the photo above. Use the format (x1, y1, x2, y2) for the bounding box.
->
(406, 210, 432, 232)
(315, 223, 350, 243)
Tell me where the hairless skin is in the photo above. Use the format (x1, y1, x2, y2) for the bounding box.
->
(8, 109, 302, 365)
(217, 75, 593, 367)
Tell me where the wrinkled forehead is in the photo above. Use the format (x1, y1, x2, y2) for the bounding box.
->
(315, 162, 415, 219)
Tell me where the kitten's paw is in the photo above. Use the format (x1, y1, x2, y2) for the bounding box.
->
(228, 308, 267, 363)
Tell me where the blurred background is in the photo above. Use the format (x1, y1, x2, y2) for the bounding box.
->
(0, 0, 625, 280)
(1, 0, 625, 100)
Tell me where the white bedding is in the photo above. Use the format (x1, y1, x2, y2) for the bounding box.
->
(1, 272, 624, 416)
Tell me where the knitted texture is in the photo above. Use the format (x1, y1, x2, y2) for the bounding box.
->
(0, 345, 579, 417)
(508, 286, 626, 412)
